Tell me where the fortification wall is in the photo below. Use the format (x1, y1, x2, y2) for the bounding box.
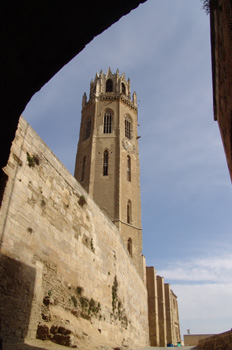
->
(0, 117, 149, 348)
(198, 330, 232, 350)
(184, 334, 214, 346)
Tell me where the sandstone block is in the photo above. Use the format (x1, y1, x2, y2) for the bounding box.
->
(52, 333, 75, 347)
(58, 325, 72, 335)
(36, 324, 50, 340)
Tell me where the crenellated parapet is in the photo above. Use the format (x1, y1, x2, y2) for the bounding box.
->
(82, 68, 137, 110)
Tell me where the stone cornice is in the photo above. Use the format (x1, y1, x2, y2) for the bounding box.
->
(82, 94, 137, 112)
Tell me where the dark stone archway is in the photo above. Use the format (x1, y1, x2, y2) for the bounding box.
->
(0, 0, 146, 171)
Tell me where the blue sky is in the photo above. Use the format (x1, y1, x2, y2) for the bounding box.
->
(23, 0, 232, 340)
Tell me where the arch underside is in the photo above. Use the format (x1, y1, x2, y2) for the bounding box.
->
(0, 0, 147, 171)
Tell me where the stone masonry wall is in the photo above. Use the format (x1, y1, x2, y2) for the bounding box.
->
(146, 267, 159, 346)
(184, 334, 215, 346)
(0, 117, 149, 348)
(198, 330, 232, 350)
(157, 276, 167, 347)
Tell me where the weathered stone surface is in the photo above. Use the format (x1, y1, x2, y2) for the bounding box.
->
(198, 330, 232, 350)
(0, 116, 149, 347)
(0, 254, 36, 344)
(52, 333, 75, 347)
(43, 296, 52, 305)
(41, 311, 51, 322)
(58, 326, 72, 335)
(36, 324, 50, 340)
(50, 324, 59, 335)
(71, 309, 80, 317)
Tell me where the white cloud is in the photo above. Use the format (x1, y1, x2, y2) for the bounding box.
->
(174, 283, 232, 335)
(175, 283, 232, 319)
(158, 254, 232, 283)
(156, 254, 232, 335)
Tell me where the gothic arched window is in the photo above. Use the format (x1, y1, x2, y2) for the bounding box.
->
(127, 155, 131, 182)
(127, 200, 132, 224)
(103, 150, 109, 176)
(127, 238, 132, 256)
(122, 82, 126, 95)
(84, 118, 91, 140)
(104, 111, 112, 133)
(81, 156, 86, 182)
(125, 117, 132, 139)
(106, 79, 113, 92)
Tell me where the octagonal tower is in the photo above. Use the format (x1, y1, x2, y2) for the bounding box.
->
(74, 68, 143, 278)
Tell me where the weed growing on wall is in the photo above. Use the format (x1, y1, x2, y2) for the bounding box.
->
(111, 275, 129, 329)
(201, 0, 216, 14)
(79, 296, 101, 318)
(26, 152, 40, 168)
(76, 286, 83, 295)
(71, 295, 77, 308)
(112, 275, 118, 313)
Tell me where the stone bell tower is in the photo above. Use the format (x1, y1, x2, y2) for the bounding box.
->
(74, 68, 143, 277)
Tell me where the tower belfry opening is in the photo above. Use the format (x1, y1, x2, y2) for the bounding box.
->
(74, 68, 143, 277)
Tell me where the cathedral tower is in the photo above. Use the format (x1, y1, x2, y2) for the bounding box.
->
(74, 68, 143, 277)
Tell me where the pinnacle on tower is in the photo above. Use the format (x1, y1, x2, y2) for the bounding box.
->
(106, 67, 112, 78)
